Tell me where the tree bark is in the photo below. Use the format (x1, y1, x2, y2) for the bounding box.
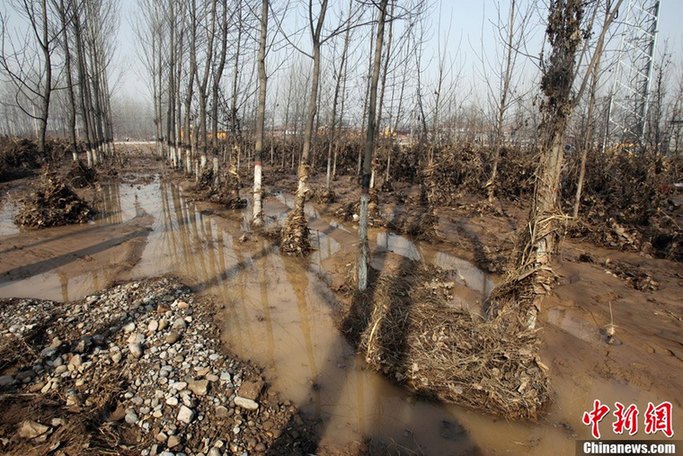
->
(358, 0, 388, 291)
(252, 0, 268, 228)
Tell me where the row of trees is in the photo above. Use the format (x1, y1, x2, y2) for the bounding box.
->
(138, 0, 641, 316)
(0, 0, 118, 166)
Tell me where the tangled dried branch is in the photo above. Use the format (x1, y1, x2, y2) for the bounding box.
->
(341, 262, 550, 421)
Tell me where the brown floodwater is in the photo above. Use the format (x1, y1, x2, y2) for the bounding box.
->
(0, 176, 677, 455)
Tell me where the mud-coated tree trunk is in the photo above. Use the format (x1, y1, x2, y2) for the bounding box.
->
(252, 0, 268, 228)
(488, 0, 586, 331)
(358, 0, 388, 291)
(280, 0, 329, 255)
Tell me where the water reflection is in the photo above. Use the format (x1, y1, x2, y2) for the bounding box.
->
(0, 174, 579, 455)
(0, 197, 19, 236)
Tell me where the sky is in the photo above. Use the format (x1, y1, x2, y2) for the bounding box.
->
(111, 0, 683, 106)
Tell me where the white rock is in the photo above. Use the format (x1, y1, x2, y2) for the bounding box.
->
(234, 396, 258, 411)
(123, 322, 136, 333)
(177, 405, 195, 424)
(148, 320, 159, 332)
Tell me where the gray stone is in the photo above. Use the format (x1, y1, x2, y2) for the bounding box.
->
(171, 381, 187, 391)
(148, 320, 159, 333)
(177, 405, 195, 424)
(166, 396, 179, 406)
(123, 322, 136, 333)
(18, 420, 50, 439)
(208, 448, 221, 456)
(172, 318, 186, 331)
(124, 409, 139, 425)
(0, 375, 15, 387)
(129, 343, 144, 358)
(128, 333, 145, 344)
(40, 347, 57, 359)
(69, 354, 83, 368)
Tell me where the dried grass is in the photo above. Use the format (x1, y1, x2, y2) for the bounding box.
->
(342, 261, 550, 421)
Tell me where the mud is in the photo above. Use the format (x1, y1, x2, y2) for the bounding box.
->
(0, 144, 681, 454)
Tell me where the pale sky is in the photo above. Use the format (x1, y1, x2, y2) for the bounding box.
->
(111, 0, 683, 109)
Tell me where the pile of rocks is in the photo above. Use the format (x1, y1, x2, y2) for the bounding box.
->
(0, 277, 310, 455)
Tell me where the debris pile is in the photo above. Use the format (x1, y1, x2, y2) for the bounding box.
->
(0, 278, 310, 455)
(341, 261, 550, 421)
(15, 171, 95, 228)
(209, 164, 246, 209)
(0, 137, 42, 181)
(65, 159, 98, 188)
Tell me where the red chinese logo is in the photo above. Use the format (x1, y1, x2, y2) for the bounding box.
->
(612, 402, 639, 436)
(582, 401, 674, 439)
(644, 401, 673, 438)
(583, 400, 610, 439)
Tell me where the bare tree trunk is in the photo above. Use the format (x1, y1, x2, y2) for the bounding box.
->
(325, 0, 352, 192)
(38, 0, 52, 157)
(358, 0, 388, 291)
(211, 0, 229, 150)
(230, 0, 243, 147)
(58, 0, 78, 160)
(280, 0, 329, 255)
(486, 0, 518, 203)
(185, 0, 197, 164)
(252, 0, 268, 228)
(198, 0, 217, 162)
(488, 0, 586, 331)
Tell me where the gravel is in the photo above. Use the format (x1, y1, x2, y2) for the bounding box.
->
(0, 277, 314, 455)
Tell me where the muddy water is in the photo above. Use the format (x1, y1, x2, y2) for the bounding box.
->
(1, 177, 670, 455)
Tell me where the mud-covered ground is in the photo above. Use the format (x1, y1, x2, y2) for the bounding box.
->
(0, 143, 681, 455)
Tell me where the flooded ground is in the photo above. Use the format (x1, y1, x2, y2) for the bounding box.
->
(0, 149, 681, 454)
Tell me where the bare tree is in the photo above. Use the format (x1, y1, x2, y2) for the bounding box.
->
(487, 0, 599, 330)
(252, 0, 268, 227)
(0, 0, 59, 155)
(358, 0, 388, 290)
(482, 0, 532, 203)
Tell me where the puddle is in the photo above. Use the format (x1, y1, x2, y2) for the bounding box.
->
(2, 174, 664, 454)
(0, 196, 19, 237)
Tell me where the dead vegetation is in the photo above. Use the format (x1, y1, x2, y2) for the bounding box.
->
(65, 160, 98, 188)
(206, 164, 247, 209)
(341, 261, 550, 421)
(0, 137, 42, 182)
(14, 170, 95, 228)
(279, 211, 311, 255)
